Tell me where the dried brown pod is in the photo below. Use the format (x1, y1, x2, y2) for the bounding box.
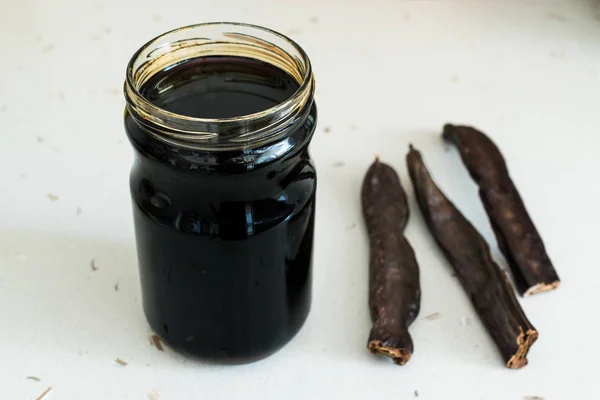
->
(406, 145, 537, 369)
(443, 124, 559, 296)
(362, 158, 421, 365)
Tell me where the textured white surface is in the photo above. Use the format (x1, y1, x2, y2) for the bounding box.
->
(1, 0, 600, 399)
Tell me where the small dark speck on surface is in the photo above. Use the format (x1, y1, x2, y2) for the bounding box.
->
(349, 123, 357, 130)
(150, 334, 165, 351)
(346, 222, 357, 230)
(58, 91, 66, 100)
(47, 193, 59, 201)
(546, 11, 567, 22)
(103, 27, 112, 35)
(403, 13, 411, 21)
(450, 74, 460, 83)
(26, 376, 41, 382)
(41, 43, 55, 53)
(0, 105, 7, 113)
(90, 258, 98, 271)
(114, 358, 128, 366)
(76, 206, 82, 215)
(309, 16, 319, 23)
(35, 387, 52, 400)
(414, 390, 419, 397)
(37, 136, 44, 143)
(523, 397, 545, 400)
(152, 13, 162, 22)
(323, 126, 331, 133)
(20, 173, 26, 179)
(425, 312, 440, 321)
(114, 282, 119, 291)
(333, 161, 345, 167)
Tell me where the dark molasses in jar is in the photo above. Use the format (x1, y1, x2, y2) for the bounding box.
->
(124, 23, 317, 363)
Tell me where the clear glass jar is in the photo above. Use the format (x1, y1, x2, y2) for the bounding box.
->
(124, 23, 317, 363)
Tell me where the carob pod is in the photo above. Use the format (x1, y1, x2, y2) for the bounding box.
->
(442, 124, 559, 296)
(406, 146, 537, 369)
(362, 158, 421, 365)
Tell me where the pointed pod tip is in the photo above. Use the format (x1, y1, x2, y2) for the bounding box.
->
(408, 144, 420, 155)
(442, 123, 455, 140)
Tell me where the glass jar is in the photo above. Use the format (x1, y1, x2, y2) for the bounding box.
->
(123, 23, 317, 363)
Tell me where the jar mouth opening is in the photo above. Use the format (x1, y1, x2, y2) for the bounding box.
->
(124, 22, 315, 150)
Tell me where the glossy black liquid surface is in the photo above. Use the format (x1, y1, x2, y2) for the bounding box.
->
(125, 56, 316, 363)
(141, 56, 299, 118)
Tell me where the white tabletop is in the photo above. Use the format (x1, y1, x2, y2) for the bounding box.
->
(1, 0, 599, 399)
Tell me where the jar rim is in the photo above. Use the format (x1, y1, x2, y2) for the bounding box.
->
(124, 22, 315, 150)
